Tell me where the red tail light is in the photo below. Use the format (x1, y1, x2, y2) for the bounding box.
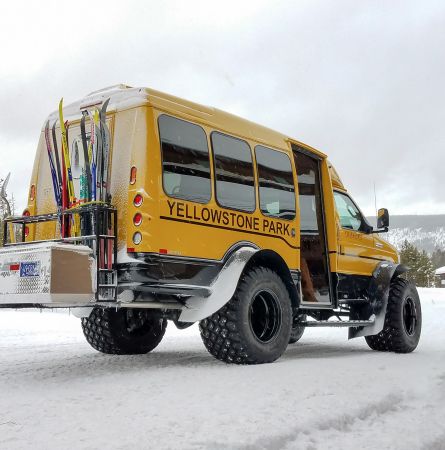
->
(23, 210, 30, 238)
(133, 213, 142, 226)
(134, 194, 143, 207)
(130, 166, 137, 185)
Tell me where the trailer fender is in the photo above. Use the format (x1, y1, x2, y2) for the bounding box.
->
(349, 261, 405, 339)
(179, 246, 258, 322)
(71, 307, 94, 318)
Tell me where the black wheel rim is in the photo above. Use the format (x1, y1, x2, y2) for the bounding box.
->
(125, 309, 153, 336)
(403, 297, 417, 336)
(249, 290, 282, 343)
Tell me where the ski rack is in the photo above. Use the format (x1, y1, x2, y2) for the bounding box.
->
(2, 204, 118, 302)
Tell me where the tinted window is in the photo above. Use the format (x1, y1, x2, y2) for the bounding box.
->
(211, 132, 255, 212)
(159, 115, 211, 203)
(294, 155, 320, 232)
(255, 146, 296, 220)
(334, 191, 366, 231)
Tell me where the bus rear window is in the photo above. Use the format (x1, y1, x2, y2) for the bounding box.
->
(159, 115, 211, 203)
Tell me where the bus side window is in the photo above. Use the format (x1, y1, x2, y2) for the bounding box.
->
(255, 145, 296, 220)
(158, 114, 211, 204)
(211, 132, 255, 212)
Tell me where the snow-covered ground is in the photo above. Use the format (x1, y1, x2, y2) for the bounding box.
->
(0, 288, 444, 450)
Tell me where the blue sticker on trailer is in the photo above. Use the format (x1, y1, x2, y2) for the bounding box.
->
(20, 262, 40, 277)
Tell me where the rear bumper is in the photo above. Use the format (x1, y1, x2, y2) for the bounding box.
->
(115, 246, 258, 321)
(117, 252, 221, 297)
(0, 243, 258, 324)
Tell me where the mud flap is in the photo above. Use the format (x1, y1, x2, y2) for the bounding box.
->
(348, 262, 404, 339)
(179, 247, 258, 322)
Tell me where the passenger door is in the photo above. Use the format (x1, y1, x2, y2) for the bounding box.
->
(293, 148, 332, 305)
(333, 191, 378, 276)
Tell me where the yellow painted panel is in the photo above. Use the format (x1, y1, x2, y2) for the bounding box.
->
(22, 86, 399, 285)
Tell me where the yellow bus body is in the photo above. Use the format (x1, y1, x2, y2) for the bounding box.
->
(24, 85, 397, 303)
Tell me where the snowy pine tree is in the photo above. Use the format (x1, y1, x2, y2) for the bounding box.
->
(432, 248, 445, 270)
(400, 239, 435, 287)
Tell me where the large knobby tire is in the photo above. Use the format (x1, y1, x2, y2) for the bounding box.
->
(81, 307, 167, 355)
(199, 267, 292, 364)
(289, 314, 306, 344)
(365, 278, 422, 353)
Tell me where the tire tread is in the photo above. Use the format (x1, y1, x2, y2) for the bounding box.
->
(365, 278, 421, 353)
(199, 267, 291, 365)
(81, 308, 167, 355)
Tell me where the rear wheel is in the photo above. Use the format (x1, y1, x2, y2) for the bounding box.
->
(365, 278, 421, 353)
(289, 314, 306, 344)
(199, 267, 292, 364)
(81, 307, 167, 355)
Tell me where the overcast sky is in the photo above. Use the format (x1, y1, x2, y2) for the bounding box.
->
(0, 0, 444, 217)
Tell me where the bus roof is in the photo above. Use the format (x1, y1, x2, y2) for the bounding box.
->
(50, 84, 327, 160)
(328, 162, 346, 191)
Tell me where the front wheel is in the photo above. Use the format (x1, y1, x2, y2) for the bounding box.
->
(365, 278, 421, 353)
(81, 307, 167, 355)
(199, 267, 292, 364)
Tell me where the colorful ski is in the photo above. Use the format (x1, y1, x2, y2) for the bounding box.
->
(58, 99, 75, 207)
(44, 120, 61, 207)
(99, 99, 113, 270)
(94, 107, 103, 203)
(88, 110, 98, 201)
(58, 99, 77, 236)
(93, 98, 112, 271)
(60, 133, 68, 237)
(80, 111, 92, 201)
(51, 120, 63, 197)
(99, 98, 111, 202)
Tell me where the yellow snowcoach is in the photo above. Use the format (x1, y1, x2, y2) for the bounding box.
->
(0, 85, 421, 363)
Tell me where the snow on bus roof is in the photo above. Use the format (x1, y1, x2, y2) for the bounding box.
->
(435, 266, 445, 275)
(45, 84, 327, 160)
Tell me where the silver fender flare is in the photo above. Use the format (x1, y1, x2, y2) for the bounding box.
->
(179, 246, 258, 322)
(349, 261, 405, 339)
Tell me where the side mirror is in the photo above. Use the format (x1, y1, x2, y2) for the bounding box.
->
(377, 208, 389, 230)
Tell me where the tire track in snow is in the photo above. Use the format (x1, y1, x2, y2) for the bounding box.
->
(278, 386, 445, 450)
(197, 393, 404, 450)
